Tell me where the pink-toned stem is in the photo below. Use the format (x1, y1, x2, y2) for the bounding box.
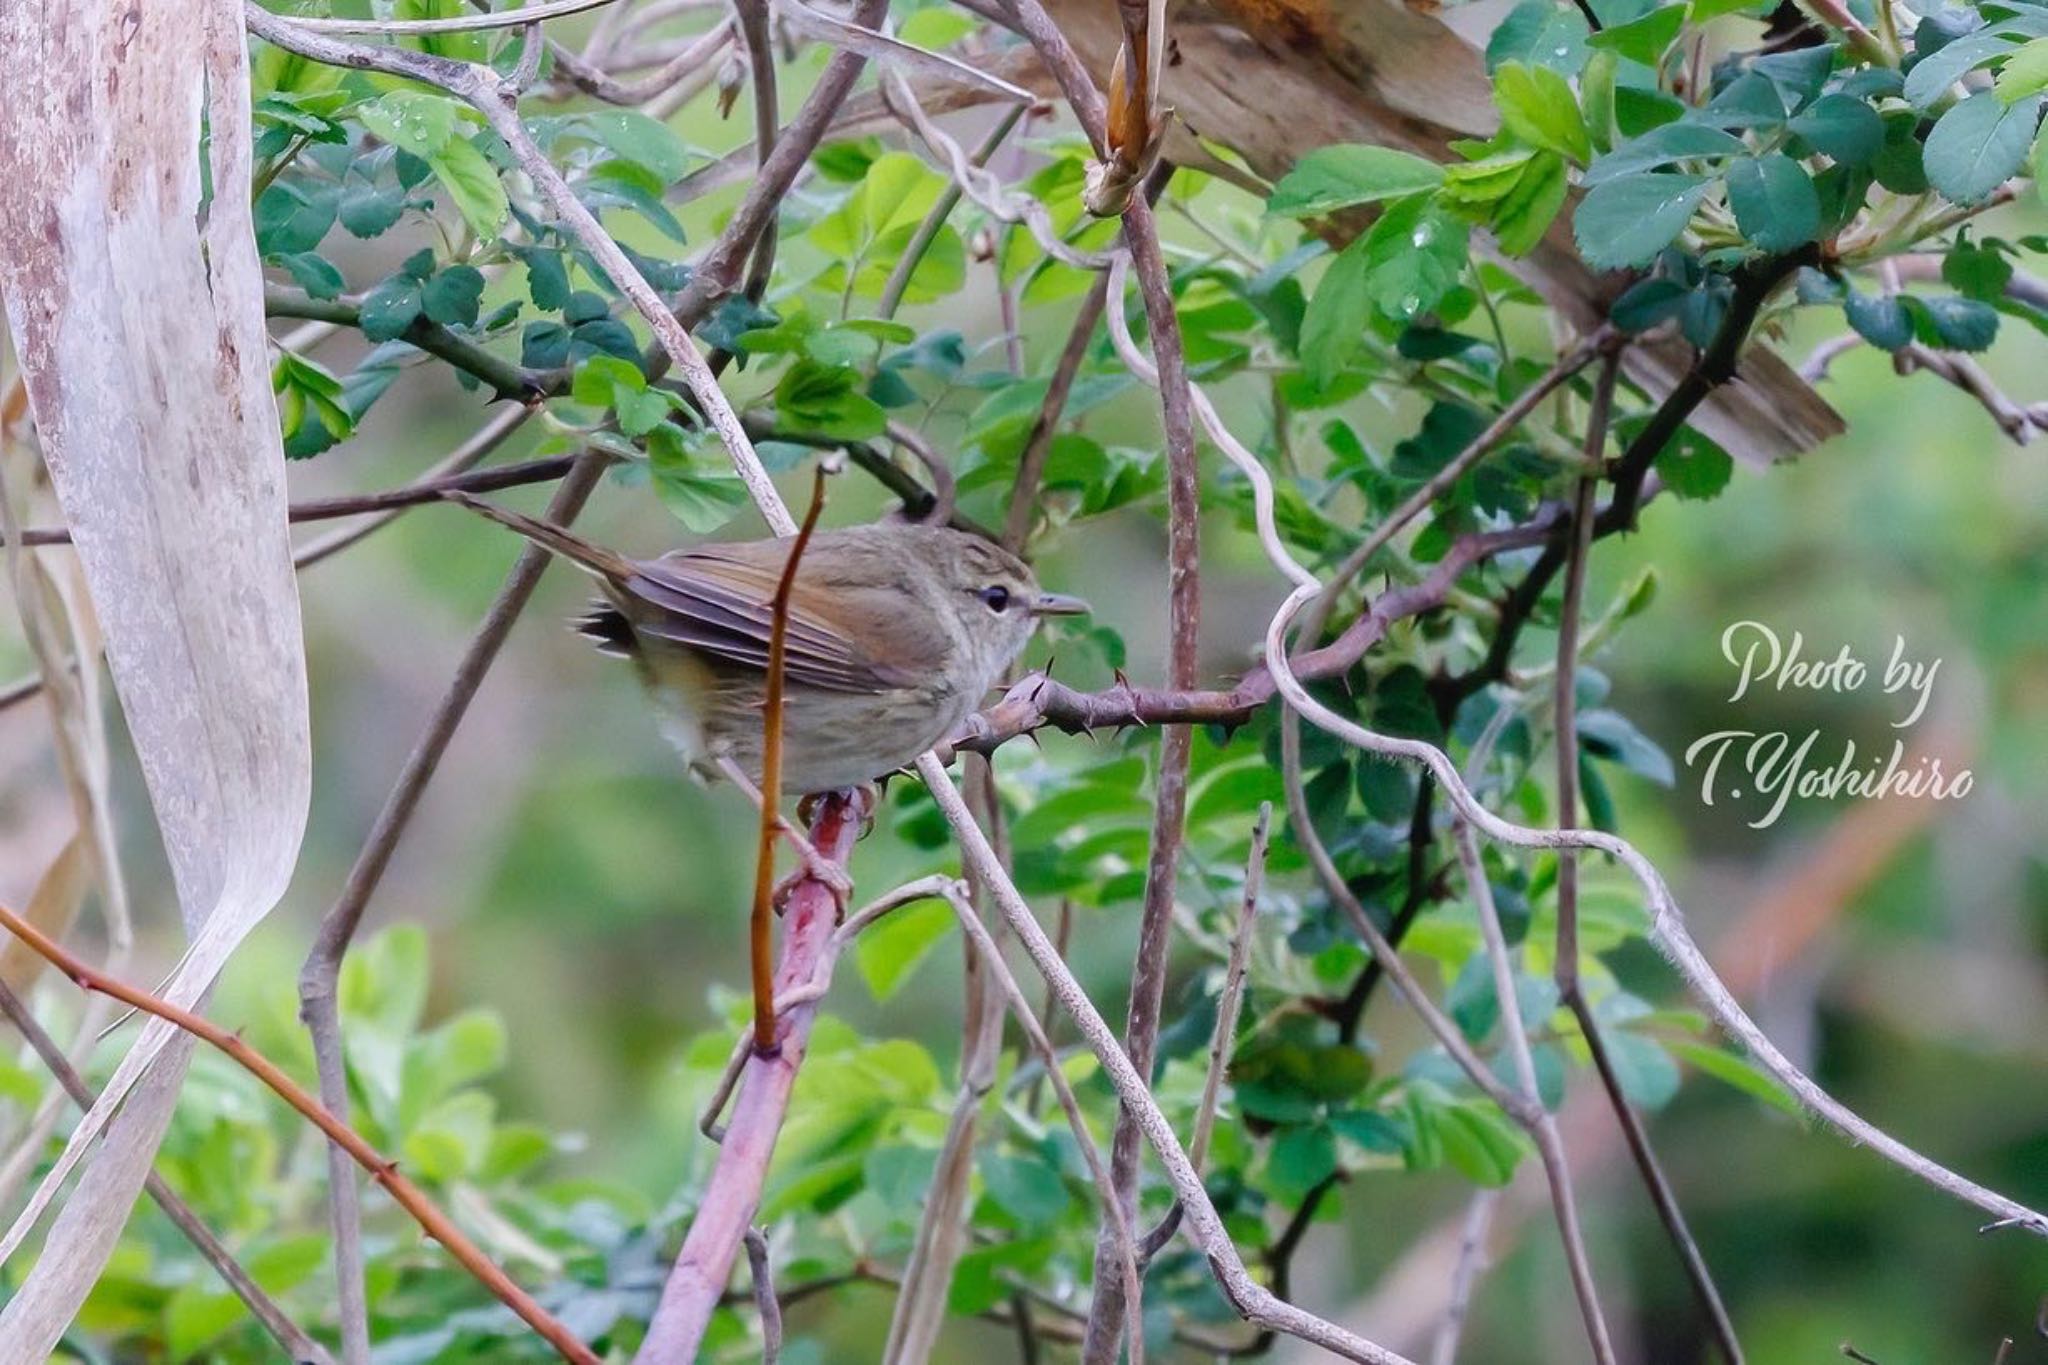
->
(634, 793, 861, 1364)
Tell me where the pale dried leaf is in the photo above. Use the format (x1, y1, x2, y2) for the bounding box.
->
(0, 836, 89, 994)
(0, 0, 311, 1353)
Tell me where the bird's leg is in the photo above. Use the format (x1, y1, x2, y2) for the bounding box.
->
(800, 782, 880, 837)
(717, 757, 855, 911)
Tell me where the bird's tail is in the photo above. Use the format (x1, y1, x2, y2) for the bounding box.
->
(443, 490, 637, 582)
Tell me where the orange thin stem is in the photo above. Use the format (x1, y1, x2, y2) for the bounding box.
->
(0, 901, 599, 1365)
(751, 466, 831, 1053)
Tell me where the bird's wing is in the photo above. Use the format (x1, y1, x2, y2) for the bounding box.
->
(623, 543, 951, 694)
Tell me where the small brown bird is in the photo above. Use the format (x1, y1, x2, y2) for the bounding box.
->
(448, 494, 1087, 793)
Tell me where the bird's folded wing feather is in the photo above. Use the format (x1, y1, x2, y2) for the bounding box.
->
(625, 546, 946, 694)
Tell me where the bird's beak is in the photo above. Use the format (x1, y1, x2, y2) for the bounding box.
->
(1031, 592, 1091, 617)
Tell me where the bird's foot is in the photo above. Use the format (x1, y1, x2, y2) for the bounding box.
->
(772, 843, 853, 916)
(797, 783, 881, 837)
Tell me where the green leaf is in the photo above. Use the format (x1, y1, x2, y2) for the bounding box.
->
(1435, 1102, 1527, 1186)
(1360, 196, 1468, 319)
(1330, 1109, 1407, 1153)
(861, 151, 946, 239)
(421, 265, 485, 327)
(576, 109, 692, 182)
(165, 1287, 246, 1362)
(1996, 35, 2048, 103)
(1751, 44, 1838, 110)
(648, 427, 751, 532)
(1267, 144, 1446, 217)
(1494, 61, 1593, 162)
(571, 353, 644, 407)
(519, 247, 571, 311)
(1583, 122, 1743, 186)
(1298, 236, 1373, 388)
(1788, 93, 1884, 166)
(1668, 1039, 1800, 1114)
(358, 274, 424, 342)
(1573, 173, 1709, 269)
(245, 1235, 329, 1294)
(617, 389, 668, 436)
(277, 250, 344, 300)
(1268, 1124, 1339, 1201)
(1923, 91, 2044, 206)
(427, 136, 511, 238)
(1603, 1030, 1682, 1107)
(356, 89, 460, 159)
(1577, 709, 1676, 785)
(1844, 290, 1913, 350)
(340, 925, 430, 1035)
(1918, 294, 1999, 351)
(853, 898, 953, 1001)
(1587, 5, 1683, 67)
(1487, 0, 1590, 74)
(338, 183, 406, 238)
(1725, 153, 1820, 251)
(1872, 110, 1930, 193)
(776, 360, 887, 440)
(1651, 428, 1734, 500)
(1943, 239, 2013, 301)
(981, 1151, 1070, 1228)
(254, 182, 336, 256)
(1905, 25, 2021, 109)
(1490, 149, 1568, 256)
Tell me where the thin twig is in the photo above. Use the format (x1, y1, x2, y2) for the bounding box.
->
(1193, 802, 1269, 1172)
(545, 17, 731, 104)
(291, 0, 622, 35)
(744, 1227, 782, 1365)
(1082, 194, 1204, 1365)
(1556, 360, 1745, 1364)
(877, 105, 1027, 320)
(751, 467, 830, 1052)
(932, 877, 1146, 1365)
(1003, 275, 1109, 553)
(11, 447, 572, 549)
(913, 754, 1415, 1365)
(293, 448, 609, 1365)
(291, 406, 539, 568)
(263, 285, 554, 400)
(1428, 1191, 1499, 1365)
(1456, 822, 1617, 1365)
(0, 902, 597, 1364)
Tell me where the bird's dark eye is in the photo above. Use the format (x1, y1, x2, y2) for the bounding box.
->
(978, 585, 1011, 613)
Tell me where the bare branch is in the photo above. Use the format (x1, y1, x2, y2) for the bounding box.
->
(1003, 274, 1109, 553)
(745, 1228, 782, 1365)
(1193, 802, 1269, 1173)
(1428, 1193, 1498, 1365)
(293, 447, 610, 1363)
(290, 0, 623, 35)
(914, 756, 1414, 1364)
(1456, 822, 1616, 1365)
(1554, 359, 1745, 1364)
